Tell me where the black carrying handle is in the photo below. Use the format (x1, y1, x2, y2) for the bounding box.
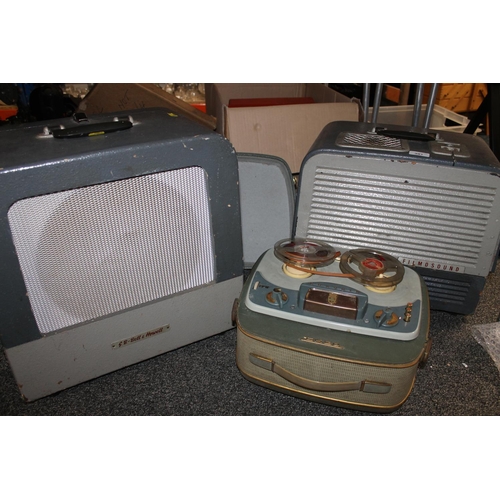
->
(51, 118, 133, 138)
(376, 127, 436, 142)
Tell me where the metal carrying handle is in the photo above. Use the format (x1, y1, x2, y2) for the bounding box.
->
(249, 353, 392, 394)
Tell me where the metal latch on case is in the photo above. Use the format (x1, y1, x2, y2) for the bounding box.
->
(73, 112, 89, 123)
(430, 141, 470, 158)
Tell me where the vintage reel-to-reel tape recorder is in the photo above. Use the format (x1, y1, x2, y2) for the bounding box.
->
(235, 237, 431, 413)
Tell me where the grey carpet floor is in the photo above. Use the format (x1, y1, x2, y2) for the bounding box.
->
(2, 267, 500, 416)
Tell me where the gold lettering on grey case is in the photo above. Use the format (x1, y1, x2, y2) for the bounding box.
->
(112, 325, 170, 349)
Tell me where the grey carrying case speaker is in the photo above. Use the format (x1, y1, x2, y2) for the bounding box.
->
(295, 120, 500, 314)
(237, 153, 295, 269)
(0, 108, 243, 401)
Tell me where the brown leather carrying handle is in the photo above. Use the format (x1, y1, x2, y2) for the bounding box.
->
(249, 353, 392, 394)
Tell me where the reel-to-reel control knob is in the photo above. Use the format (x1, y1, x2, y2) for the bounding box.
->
(266, 288, 289, 308)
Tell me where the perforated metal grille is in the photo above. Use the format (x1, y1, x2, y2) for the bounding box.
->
(8, 167, 215, 333)
(304, 166, 497, 271)
(422, 276, 471, 305)
(336, 132, 408, 151)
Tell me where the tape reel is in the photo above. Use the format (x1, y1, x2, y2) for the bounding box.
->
(339, 248, 405, 288)
(274, 238, 337, 268)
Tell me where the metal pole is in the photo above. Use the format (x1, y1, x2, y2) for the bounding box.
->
(363, 84, 370, 122)
(371, 83, 383, 123)
(412, 83, 425, 127)
(422, 84, 439, 130)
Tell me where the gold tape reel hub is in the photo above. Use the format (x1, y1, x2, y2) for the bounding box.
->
(339, 248, 405, 290)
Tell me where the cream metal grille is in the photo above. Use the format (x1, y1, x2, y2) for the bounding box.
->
(305, 166, 497, 270)
(8, 167, 215, 334)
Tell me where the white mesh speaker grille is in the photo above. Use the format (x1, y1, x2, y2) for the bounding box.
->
(7, 167, 215, 334)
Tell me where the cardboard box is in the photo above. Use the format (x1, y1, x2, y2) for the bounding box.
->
(78, 83, 216, 130)
(206, 83, 354, 132)
(225, 101, 359, 173)
(205, 84, 359, 173)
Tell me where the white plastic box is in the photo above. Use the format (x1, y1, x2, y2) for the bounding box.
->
(368, 104, 470, 132)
